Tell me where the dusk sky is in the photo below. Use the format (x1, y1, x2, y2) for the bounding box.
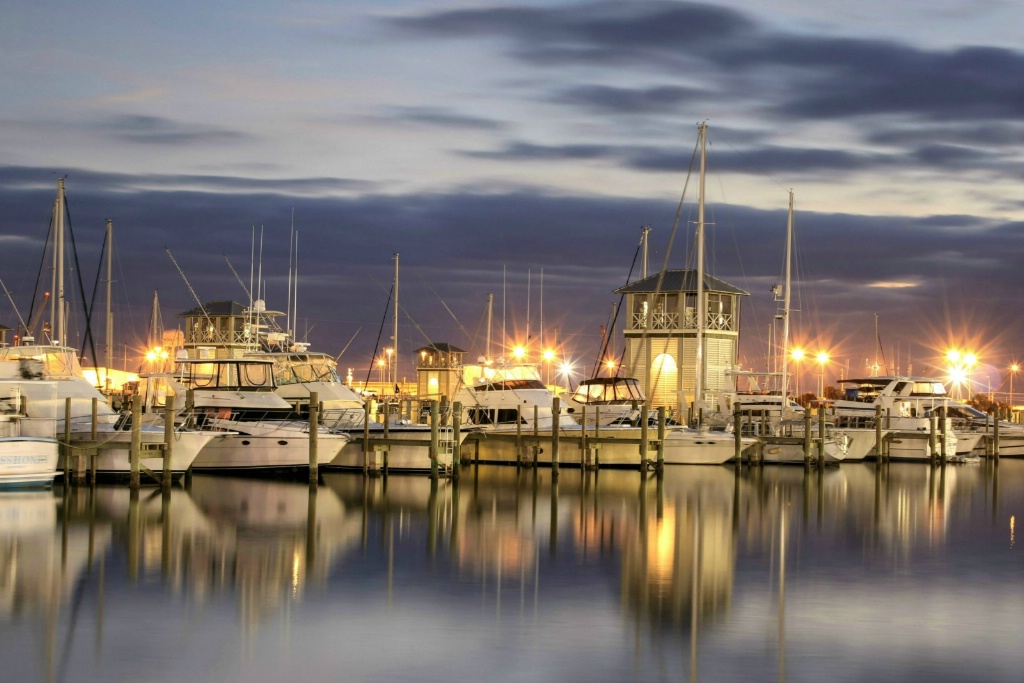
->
(2, 1, 1023, 393)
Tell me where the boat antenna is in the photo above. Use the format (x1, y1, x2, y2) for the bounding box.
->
(165, 248, 214, 332)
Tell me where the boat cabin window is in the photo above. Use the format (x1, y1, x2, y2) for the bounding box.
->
(182, 361, 273, 390)
(474, 379, 546, 392)
(910, 382, 947, 397)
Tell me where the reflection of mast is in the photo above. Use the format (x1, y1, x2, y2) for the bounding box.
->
(690, 499, 701, 683)
(778, 504, 787, 683)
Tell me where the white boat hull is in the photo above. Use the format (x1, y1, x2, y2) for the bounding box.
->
(761, 439, 846, 464)
(330, 425, 470, 472)
(63, 428, 218, 476)
(191, 430, 349, 472)
(0, 437, 59, 487)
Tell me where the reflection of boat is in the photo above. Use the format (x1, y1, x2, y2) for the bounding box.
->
(0, 379, 58, 487)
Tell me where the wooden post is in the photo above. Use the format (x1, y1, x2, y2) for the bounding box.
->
(938, 407, 947, 466)
(929, 412, 938, 464)
(875, 405, 883, 461)
(803, 407, 812, 467)
(817, 403, 826, 466)
(551, 397, 560, 478)
(640, 401, 649, 468)
(733, 401, 743, 464)
(91, 397, 98, 441)
(163, 395, 175, 489)
(430, 400, 439, 480)
(656, 407, 666, 472)
(308, 391, 319, 486)
(130, 396, 142, 489)
(580, 405, 588, 468)
(593, 406, 601, 469)
(993, 411, 1000, 461)
(452, 401, 462, 477)
(63, 397, 72, 482)
(362, 399, 371, 474)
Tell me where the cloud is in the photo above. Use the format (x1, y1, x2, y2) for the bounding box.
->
(379, 106, 507, 131)
(95, 114, 254, 146)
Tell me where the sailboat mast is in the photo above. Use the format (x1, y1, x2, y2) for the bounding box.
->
(779, 190, 793, 404)
(55, 178, 66, 347)
(392, 252, 399, 390)
(486, 292, 493, 360)
(641, 225, 651, 279)
(694, 123, 707, 416)
(105, 219, 113, 391)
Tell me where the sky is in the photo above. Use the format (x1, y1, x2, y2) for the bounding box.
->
(2, 0, 1023, 394)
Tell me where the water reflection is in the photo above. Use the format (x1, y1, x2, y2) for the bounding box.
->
(0, 459, 1020, 682)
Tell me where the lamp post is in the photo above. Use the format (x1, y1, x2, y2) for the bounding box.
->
(543, 348, 554, 385)
(816, 351, 829, 399)
(606, 359, 616, 378)
(1011, 363, 1019, 422)
(385, 347, 394, 388)
(964, 352, 978, 402)
(791, 348, 805, 398)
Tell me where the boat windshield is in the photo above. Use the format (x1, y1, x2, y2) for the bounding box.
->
(572, 379, 644, 403)
(474, 379, 547, 392)
(0, 346, 84, 379)
(270, 355, 341, 386)
(180, 360, 274, 390)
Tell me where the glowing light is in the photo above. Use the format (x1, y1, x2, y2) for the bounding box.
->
(543, 349, 554, 362)
(815, 351, 829, 365)
(513, 346, 525, 360)
(791, 348, 805, 361)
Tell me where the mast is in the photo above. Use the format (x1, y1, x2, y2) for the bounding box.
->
(55, 179, 66, 346)
(486, 292, 493, 360)
(694, 123, 707, 417)
(105, 219, 113, 391)
(779, 190, 793, 406)
(392, 252, 399, 390)
(641, 225, 651, 279)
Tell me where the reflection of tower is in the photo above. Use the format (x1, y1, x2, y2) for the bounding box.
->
(621, 493, 735, 635)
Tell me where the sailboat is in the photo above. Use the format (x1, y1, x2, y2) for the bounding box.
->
(2, 180, 216, 479)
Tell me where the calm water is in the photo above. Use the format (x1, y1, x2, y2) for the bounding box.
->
(2, 460, 1022, 683)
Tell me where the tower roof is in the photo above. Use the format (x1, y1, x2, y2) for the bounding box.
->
(614, 270, 748, 296)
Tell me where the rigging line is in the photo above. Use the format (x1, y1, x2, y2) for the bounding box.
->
(592, 232, 642, 378)
(334, 327, 362, 363)
(0, 278, 28, 332)
(25, 207, 55, 337)
(63, 191, 100, 368)
(224, 254, 252, 301)
(164, 248, 215, 333)
(415, 272, 475, 346)
(80, 228, 107, 363)
(362, 281, 393, 390)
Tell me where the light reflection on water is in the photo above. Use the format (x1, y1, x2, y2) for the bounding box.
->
(1, 460, 1022, 682)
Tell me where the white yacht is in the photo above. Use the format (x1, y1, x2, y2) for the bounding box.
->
(0, 343, 215, 478)
(565, 376, 645, 426)
(831, 376, 969, 459)
(455, 358, 576, 432)
(164, 356, 349, 474)
(0, 380, 58, 488)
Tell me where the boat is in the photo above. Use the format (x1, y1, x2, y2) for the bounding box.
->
(830, 376, 965, 459)
(565, 376, 646, 426)
(0, 343, 215, 479)
(455, 356, 576, 432)
(0, 379, 58, 488)
(163, 355, 349, 474)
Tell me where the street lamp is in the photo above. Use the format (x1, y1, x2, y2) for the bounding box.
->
(385, 347, 393, 387)
(606, 359, 616, 377)
(816, 351, 829, 399)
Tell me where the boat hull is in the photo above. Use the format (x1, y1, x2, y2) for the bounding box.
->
(190, 431, 349, 473)
(0, 437, 59, 488)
